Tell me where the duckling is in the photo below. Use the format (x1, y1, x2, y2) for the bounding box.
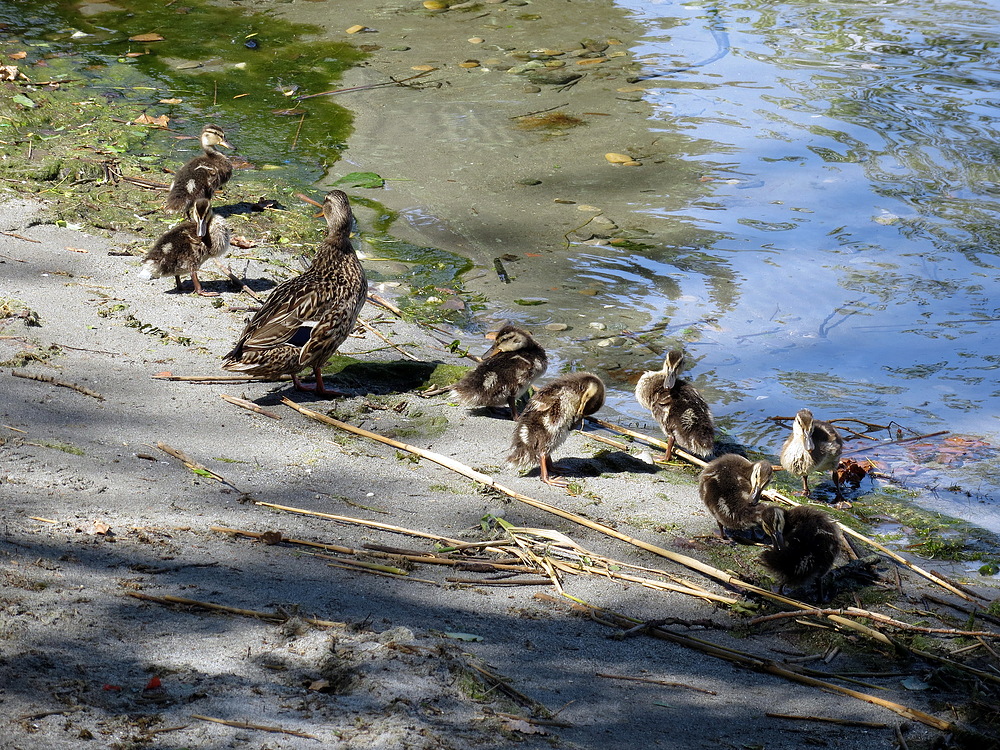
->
(759, 504, 843, 597)
(165, 124, 234, 213)
(138, 198, 231, 296)
(698, 453, 774, 540)
(635, 349, 714, 462)
(508, 372, 605, 486)
(222, 190, 367, 395)
(780, 408, 844, 499)
(452, 325, 548, 419)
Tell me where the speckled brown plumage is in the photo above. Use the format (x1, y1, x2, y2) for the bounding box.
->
(780, 408, 844, 498)
(222, 190, 367, 395)
(139, 198, 231, 296)
(452, 325, 547, 419)
(698, 453, 774, 539)
(166, 124, 233, 213)
(759, 504, 842, 596)
(508, 372, 605, 486)
(635, 349, 714, 462)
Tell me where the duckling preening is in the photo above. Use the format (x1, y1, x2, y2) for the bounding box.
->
(698, 453, 774, 540)
(222, 190, 367, 395)
(780, 408, 844, 499)
(635, 349, 714, 462)
(452, 324, 548, 419)
(759, 504, 843, 598)
(508, 372, 605, 486)
(138, 198, 231, 296)
(166, 124, 233, 213)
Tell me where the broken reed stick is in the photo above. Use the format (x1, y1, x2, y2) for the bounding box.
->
(765, 712, 889, 729)
(930, 569, 991, 601)
(0, 230, 40, 243)
(445, 576, 555, 586)
(586, 417, 973, 602)
(126, 591, 346, 628)
(368, 292, 404, 317)
(842, 430, 950, 457)
(190, 714, 317, 740)
(356, 318, 420, 361)
(211, 258, 264, 303)
(554, 597, 959, 735)
(219, 394, 281, 419)
(748, 607, 1000, 638)
(11, 369, 104, 400)
(279, 399, 893, 646)
(595, 672, 718, 696)
(153, 373, 292, 383)
(155, 442, 234, 487)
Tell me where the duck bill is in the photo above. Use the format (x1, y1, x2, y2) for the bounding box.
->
(483, 344, 503, 359)
(773, 529, 785, 549)
(195, 216, 209, 236)
(219, 138, 233, 149)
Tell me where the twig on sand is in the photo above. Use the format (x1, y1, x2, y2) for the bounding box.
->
(127, 591, 346, 628)
(295, 70, 434, 100)
(596, 672, 718, 696)
(212, 258, 264, 302)
(220, 393, 281, 419)
(1, 230, 40, 243)
(155, 442, 238, 490)
(356, 318, 420, 361)
(153, 373, 289, 383)
(747, 608, 1000, 638)
(191, 714, 317, 740)
(11, 369, 105, 400)
(765, 712, 889, 729)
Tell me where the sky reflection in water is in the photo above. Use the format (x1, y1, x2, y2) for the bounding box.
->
(606, 0, 1000, 529)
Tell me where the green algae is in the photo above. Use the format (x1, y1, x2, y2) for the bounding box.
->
(321, 354, 466, 392)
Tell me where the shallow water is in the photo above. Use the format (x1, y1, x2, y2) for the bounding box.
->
(578, 0, 1000, 530)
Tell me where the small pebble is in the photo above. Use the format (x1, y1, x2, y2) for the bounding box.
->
(345, 24, 368, 34)
(411, 64, 437, 71)
(545, 323, 569, 331)
(577, 204, 602, 212)
(589, 321, 606, 330)
(423, 0, 449, 8)
(553, 198, 575, 204)
(605, 152, 633, 164)
(459, 60, 481, 68)
(468, 37, 485, 44)
(522, 85, 541, 93)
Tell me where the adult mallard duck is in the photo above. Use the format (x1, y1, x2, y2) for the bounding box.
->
(698, 453, 773, 540)
(138, 198, 231, 296)
(780, 408, 843, 498)
(222, 190, 367, 395)
(508, 372, 605, 486)
(759, 504, 842, 597)
(452, 324, 548, 419)
(165, 124, 234, 213)
(635, 349, 714, 462)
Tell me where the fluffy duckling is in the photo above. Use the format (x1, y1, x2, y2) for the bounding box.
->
(508, 372, 605, 486)
(166, 124, 234, 213)
(759, 504, 842, 597)
(698, 453, 774, 539)
(635, 349, 714, 462)
(780, 408, 844, 498)
(138, 198, 231, 296)
(452, 325, 548, 419)
(222, 190, 367, 395)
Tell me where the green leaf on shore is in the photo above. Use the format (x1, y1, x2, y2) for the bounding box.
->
(12, 93, 36, 108)
(333, 171, 384, 188)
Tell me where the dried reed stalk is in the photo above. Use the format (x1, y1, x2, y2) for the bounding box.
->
(280, 400, 892, 645)
(220, 394, 281, 419)
(596, 672, 718, 695)
(765, 712, 889, 728)
(749, 607, 1000, 638)
(356, 318, 420, 361)
(11, 369, 104, 400)
(126, 591, 346, 628)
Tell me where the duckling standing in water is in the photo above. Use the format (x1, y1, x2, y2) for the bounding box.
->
(165, 124, 233, 213)
(759, 504, 843, 598)
(780, 408, 844, 499)
(222, 190, 367, 395)
(635, 349, 715, 462)
(452, 325, 548, 419)
(508, 372, 605, 486)
(138, 198, 231, 296)
(698, 453, 774, 540)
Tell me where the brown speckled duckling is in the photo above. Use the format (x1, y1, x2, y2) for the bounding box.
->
(759, 504, 842, 597)
(508, 372, 605, 487)
(222, 190, 366, 395)
(635, 349, 714, 462)
(166, 124, 233, 213)
(452, 325, 547, 419)
(780, 408, 843, 498)
(138, 198, 231, 296)
(698, 454, 774, 540)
